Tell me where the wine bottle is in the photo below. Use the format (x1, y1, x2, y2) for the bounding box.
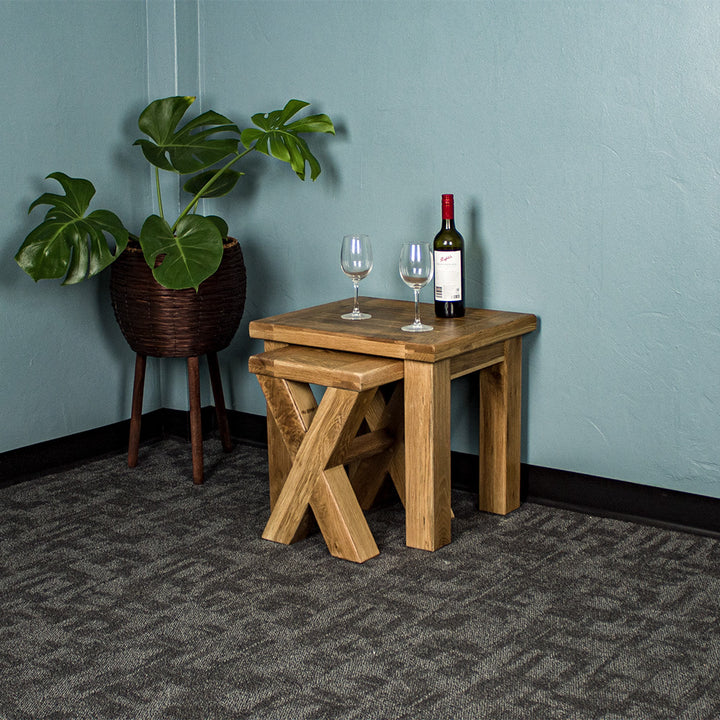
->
(433, 193, 465, 318)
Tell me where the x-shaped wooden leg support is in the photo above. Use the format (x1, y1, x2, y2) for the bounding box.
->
(258, 375, 393, 563)
(347, 383, 453, 519)
(349, 382, 406, 511)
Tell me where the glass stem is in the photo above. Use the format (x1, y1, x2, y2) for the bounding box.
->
(353, 280, 360, 314)
(414, 288, 420, 325)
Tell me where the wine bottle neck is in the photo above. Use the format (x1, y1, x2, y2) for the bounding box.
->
(441, 193, 455, 222)
(442, 218, 455, 230)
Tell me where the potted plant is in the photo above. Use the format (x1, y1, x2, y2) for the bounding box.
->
(14, 95, 335, 482)
(16, 95, 335, 291)
(16, 94, 334, 356)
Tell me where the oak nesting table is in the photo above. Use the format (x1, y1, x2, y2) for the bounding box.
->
(249, 297, 537, 553)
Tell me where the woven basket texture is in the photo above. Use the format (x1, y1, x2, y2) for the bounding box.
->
(110, 239, 247, 358)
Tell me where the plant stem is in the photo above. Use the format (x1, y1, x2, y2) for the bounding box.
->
(155, 168, 164, 220)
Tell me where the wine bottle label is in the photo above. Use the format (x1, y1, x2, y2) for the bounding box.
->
(434, 250, 462, 301)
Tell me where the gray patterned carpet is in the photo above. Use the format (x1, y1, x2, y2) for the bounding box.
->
(1, 437, 720, 719)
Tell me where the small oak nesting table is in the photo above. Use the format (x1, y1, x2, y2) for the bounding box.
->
(249, 297, 537, 552)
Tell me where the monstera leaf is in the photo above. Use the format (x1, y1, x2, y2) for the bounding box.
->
(139, 214, 224, 291)
(15, 172, 129, 285)
(240, 99, 335, 180)
(134, 96, 240, 175)
(182, 169, 244, 199)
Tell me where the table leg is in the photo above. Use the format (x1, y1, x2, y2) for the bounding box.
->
(404, 359, 452, 551)
(262, 385, 379, 562)
(479, 336, 522, 514)
(262, 341, 291, 505)
(258, 374, 317, 542)
(350, 382, 405, 510)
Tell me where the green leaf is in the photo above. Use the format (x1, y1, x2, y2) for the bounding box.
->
(182, 169, 243, 199)
(134, 96, 240, 175)
(139, 214, 223, 291)
(15, 172, 128, 284)
(138, 96, 195, 140)
(28, 173, 95, 217)
(285, 113, 336, 135)
(205, 215, 229, 239)
(240, 99, 335, 181)
(276, 98, 309, 125)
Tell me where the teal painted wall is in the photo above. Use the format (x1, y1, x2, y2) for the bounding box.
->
(1, 1, 718, 501)
(0, 0, 202, 454)
(199, 0, 720, 497)
(0, 0, 154, 451)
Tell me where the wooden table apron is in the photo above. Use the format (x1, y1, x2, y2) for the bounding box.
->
(249, 297, 537, 552)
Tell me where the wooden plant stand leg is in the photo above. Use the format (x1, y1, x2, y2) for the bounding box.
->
(207, 351, 233, 453)
(187, 356, 204, 485)
(479, 337, 522, 514)
(128, 353, 147, 468)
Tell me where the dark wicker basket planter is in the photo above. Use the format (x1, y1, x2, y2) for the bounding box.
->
(110, 239, 247, 358)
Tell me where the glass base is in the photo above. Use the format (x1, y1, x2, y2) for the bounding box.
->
(401, 322, 433, 332)
(341, 311, 372, 320)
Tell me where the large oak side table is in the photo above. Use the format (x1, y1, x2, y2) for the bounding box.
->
(249, 297, 537, 552)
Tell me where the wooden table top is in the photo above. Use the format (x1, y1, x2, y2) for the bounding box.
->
(249, 297, 537, 363)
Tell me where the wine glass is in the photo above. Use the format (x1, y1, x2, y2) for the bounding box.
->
(398, 242, 434, 332)
(340, 234, 373, 320)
